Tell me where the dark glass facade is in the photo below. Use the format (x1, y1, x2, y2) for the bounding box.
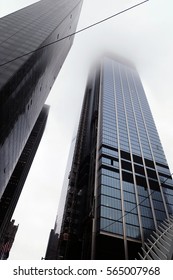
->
(0, 0, 83, 198)
(45, 230, 59, 260)
(46, 56, 173, 260)
(0, 105, 49, 244)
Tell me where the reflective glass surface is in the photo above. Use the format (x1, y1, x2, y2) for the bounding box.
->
(0, 0, 83, 198)
(97, 57, 173, 242)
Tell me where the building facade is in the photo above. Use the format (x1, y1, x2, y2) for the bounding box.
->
(46, 56, 173, 260)
(0, 105, 49, 246)
(0, 0, 83, 198)
(0, 220, 18, 260)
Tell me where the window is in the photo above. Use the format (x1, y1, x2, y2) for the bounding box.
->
(155, 210, 166, 222)
(145, 158, 155, 168)
(125, 213, 139, 226)
(100, 175, 120, 188)
(126, 224, 140, 239)
(141, 216, 154, 228)
(122, 171, 133, 183)
(123, 191, 136, 203)
(100, 205, 122, 219)
(124, 201, 137, 214)
(101, 168, 119, 178)
(121, 150, 131, 160)
(135, 175, 147, 188)
(100, 218, 123, 235)
(100, 185, 121, 198)
(140, 205, 153, 217)
(133, 155, 143, 165)
(134, 164, 145, 176)
(153, 200, 165, 211)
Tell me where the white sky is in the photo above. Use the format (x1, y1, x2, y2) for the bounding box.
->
(1, 0, 173, 260)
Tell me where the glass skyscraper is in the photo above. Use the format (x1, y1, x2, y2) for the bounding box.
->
(46, 56, 173, 260)
(0, 105, 49, 251)
(0, 0, 83, 199)
(0, 0, 83, 258)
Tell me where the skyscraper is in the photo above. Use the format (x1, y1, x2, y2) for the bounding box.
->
(0, 0, 83, 199)
(0, 105, 49, 246)
(0, 220, 18, 260)
(46, 56, 173, 260)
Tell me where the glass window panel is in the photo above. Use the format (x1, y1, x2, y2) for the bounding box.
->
(140, 205, 153, 218)
(125, 213, 139, 226)
(138, 196, 150, 207)
(152, 200, 165, 211)
(100, 196, 121, 210)
(100, 185, 121, 198)
(123, 191, 136, 203)
(100, 218, 123, 235)
(126, 224, 141, 239)
(141, 216, 155, 229)
(155, 209, 167, 222)
(124, 201, 137, 214)
(123, 181, 135, 193)
(101, 168, 120, 178)
(100, 206, 122, 220)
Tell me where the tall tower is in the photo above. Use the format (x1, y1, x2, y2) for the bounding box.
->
(46, 56, 173, 259)
(0, 105, 49, 245)
(0, 0, 83, 199)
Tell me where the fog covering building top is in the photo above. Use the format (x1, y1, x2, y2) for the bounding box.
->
(46, 56, 173, 259)
(0, 0, 83, 198)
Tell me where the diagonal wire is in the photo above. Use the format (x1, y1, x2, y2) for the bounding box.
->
(0, 0, 149, 67)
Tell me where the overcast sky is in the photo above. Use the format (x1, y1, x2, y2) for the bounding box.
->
(1, 0, 173, 260)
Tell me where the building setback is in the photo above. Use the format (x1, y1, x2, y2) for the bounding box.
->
(0, 0, 83, 199)
(46, 56, 173, 260)
(0, 105, 49, 251)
